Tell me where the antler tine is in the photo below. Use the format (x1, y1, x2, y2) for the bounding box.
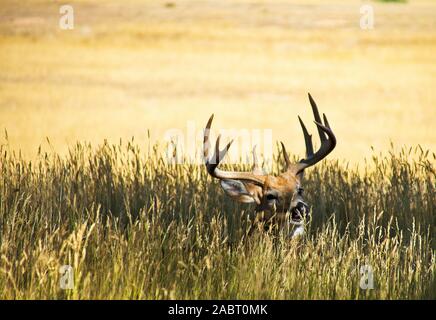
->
(323, 113, 331, 129)
(211, 134, 233, 166)
(203, 114, 214, 160)
(308, 93, 327, 142)
(203, 115, 266, 186)
(294, 94, 337, 174)
(280, 141, 291, 169)
(298, 116, 314, 158)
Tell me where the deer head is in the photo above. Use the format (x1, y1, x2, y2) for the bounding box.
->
(203, 93, 336, 237)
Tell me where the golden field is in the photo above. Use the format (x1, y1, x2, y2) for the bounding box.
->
(0, 0, 435, 163)
(0, 1, 435, 300)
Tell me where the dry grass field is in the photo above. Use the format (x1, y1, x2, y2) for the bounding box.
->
(0, 0, 435, 300)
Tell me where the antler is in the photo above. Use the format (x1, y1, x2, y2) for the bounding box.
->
(294, 93, 336, 174)
(203, 115, 266, 186)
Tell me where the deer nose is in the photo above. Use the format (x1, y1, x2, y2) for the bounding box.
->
(297, 201, 310, 213)
(291, 201, 310, 222)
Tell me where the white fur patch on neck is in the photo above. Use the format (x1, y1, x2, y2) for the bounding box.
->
(291, 225, 305, 239)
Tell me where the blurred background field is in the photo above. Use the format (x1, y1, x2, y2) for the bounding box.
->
(0, 0, 435, 163)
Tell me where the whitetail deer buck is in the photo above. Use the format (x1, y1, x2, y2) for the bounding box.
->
(203, 93, 336, 238)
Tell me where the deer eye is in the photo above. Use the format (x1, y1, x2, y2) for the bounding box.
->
(297, 187, 304, 195)
(266, 193, 278, 201)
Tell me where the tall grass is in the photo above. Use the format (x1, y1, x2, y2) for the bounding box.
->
(0, 139, 434, 299)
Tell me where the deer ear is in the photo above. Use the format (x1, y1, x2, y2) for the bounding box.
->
(220, 179, 256, 203)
